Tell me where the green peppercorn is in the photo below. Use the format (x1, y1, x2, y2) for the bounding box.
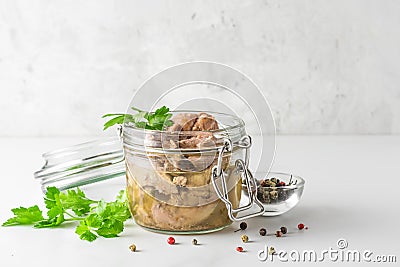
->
(270, 190, 278, 200)
(241, 234, 249, 243)
(280, 226, 288, 234)
(129, 244, 136, 252)
(269, 246, 276, 255)
(267, 181, 276, 187)
(259, 228, 267, 236)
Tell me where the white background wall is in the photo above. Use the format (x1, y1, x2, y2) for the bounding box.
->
(1, 0, 399, 136)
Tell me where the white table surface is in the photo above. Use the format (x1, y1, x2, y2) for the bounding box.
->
(0, 136, 399, 266)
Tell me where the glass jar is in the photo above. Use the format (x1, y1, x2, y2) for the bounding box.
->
(34, 62, 276, 234)
(122, 111, 259, 234)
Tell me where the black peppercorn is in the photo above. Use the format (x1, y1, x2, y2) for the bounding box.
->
(234, 222, 248, 232)
(280, 226, 287, 234)
(240, 222, 247, 230)
(257, 191, 264, 201)
(259, 228, 267, 236)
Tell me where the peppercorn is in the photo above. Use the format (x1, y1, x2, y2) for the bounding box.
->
(278, 190, 288, 201)
(259, 228, 267, 236)
(241, 235, 249, 243)
(167, 236, 175, 245)
(257, 191, 264, 201)
(236, 246, 244, 252)
(129, 244, 136, 252)
(262, 191, 271, 203)
(234, 222, 248, 232)
(256, 176, 296, 205)
(267, 181, 277, 187)
(280, 226, 287, 234)
(276, 230, 282, 237)
(270, 190, 278, 200)
(192, 239, 198, 245)
(298, 223, 305, 230)
(269, 246, 276, 255)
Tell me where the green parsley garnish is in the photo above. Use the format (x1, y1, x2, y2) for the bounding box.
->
(102, 105, 173, 131)
(2, 187, 131, 242)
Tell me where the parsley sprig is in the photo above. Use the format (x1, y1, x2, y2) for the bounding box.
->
(2, 187, 131, 242)
(102, 105, 173, 130)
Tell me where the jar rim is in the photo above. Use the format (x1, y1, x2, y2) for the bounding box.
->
(122, 110, 247, 153)
(123, 110, 245, 134)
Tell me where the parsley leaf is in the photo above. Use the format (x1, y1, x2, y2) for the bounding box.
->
(75, 220, 98, 242)
(44, 186, 61, 210)
(96, 219, 123, 238)
(102, 106, 173, 131)
(2, 187, 131, 242)
(41, 186, 65, 227)
(102, 114, 135, 130)
(75, 213, 102, 242)
(2, 206, 44, 226)
(59, 188, 95, 216)
(75, 198, 130, 241)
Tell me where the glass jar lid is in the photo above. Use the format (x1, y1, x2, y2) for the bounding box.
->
(34, 137, 125, 192)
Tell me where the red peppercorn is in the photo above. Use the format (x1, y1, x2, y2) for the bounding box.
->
(167, 236, 175, 245)
(279, 181, 286, 186)
(276, 230, 282, 237)
(298, 223, 305, 230)
(236, 246, 244, 252)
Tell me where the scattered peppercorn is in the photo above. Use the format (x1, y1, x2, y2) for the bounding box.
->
(259, 228, 267, 236)
(305, 227, 309, 230)
(236, 246, 244, 252)
(280, 226, 288, 234)
(298, 223, 305, 230)
(269, 246, 276, 255)
(129, 244, 136, 252)
(234, 222, 248, 232)
(241, 235, 249, 243)
(192, 239, 198, 245)
(167, 236, 175, 245)
(276, 230, 282, 237)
